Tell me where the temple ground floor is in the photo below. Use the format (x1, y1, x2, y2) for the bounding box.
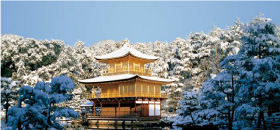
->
(81, 98, 163, 121)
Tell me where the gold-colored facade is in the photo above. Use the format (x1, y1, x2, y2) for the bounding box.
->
(101, 55, 153, 76)
(80, 46, 173, 118)
(86, 79, 167, 99)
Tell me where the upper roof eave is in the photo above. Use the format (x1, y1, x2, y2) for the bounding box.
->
(94, 53, 158, 63)
(94, 45, 158, 61)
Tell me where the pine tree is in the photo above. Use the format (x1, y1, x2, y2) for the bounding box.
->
(173, 88, 202, 125)
(1, 78, 20, 123)
(187, 32, 217, 89)
(236, 14, 280, 129)
(7, 76, 79, 130)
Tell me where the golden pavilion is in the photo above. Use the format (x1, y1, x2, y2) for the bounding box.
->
(78, 41, 174, 120)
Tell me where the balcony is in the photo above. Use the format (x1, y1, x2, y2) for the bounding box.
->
(85, 92, 168, 99)
(101, 68, 152, 76)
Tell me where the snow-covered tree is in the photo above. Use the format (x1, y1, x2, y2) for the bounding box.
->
(7, 76, 79, 130)
(241, 14, 280, 59)
(173, 14, 280, 130)
(199, 14, 280, 129)
(172, 88, 203, 125)
(1, 77, 20, 123)
(187, 32, 218, 89)
(235, 14, 280, 129)
(165, 38, 190, 112)
(210, 19, 243, 58)
(276, 25, 280, 40)
(201, 71, 236, 129)
(199, 49, 243, 129)
(1, 35, 64, 81)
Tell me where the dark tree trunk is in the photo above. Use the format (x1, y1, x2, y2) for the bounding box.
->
(17, 98, 22, 130)
(173, 103, 175, 114)
(257, 112, 261, 128)
(5, 106, 8, 123)
(228, 107, 232, 130)
(258, 44, 261, 59)
(257, 93, 266, 130)
(261, 111, 267, 130)
(190, 112, 195, 124)
(189, 102, 195, 124)
(18, 118, 21, 130)
(45, 103, 52, 130)
(228, 121, 233, 130)
(45, 116, 51, 130)
(228, 74, 235, 130)
(214, 42, 220, 72)
(4, 95, 9, 123)
(257, 111, 267, 130)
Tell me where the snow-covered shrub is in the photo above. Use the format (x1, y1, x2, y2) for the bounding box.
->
(7, 75, 79, 130)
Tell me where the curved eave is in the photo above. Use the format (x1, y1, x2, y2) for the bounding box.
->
(78, 74, 136, 84)
(137, 75, 174, 84)
(79, 77, 137, 84)
(95, 53, 158, 63)
(78, 74, 174, 85)
(94, 45, 158, 62)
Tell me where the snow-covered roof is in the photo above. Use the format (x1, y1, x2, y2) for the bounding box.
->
(79, 74, 136, 83)
(78, 74, 174, 84)
(80, 101, 94, 107)
(139, 75, 174, 83)
(95, 45, 158, 61)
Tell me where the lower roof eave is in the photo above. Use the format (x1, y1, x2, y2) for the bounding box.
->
(87, 97, 168, 101)
(78, 74, 174, 85)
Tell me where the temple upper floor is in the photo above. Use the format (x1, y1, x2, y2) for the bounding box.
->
(101, 55, 152, 76)
(95, 44, 158, 76)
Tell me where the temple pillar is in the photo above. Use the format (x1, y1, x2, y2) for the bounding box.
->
(85, 107, 87, 118)
(118, 101, 120, 117)
(100, 101, 102, 116)
(154, 100, 156, 116)
(93, 101, 96, 116)
(134, 101, 136, 115)
(130, 106, 132, 115)
(115, 107, 117, 116)
(160, 100, 161, 117)
(141, 101, 143, 117)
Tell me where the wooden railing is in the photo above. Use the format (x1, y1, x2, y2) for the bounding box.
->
(86, 92, 168, 99)
(87, 111, 142, 117)
(101, 69, 152, 76)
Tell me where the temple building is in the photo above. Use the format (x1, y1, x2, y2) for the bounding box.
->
(78, 41, 174, 120)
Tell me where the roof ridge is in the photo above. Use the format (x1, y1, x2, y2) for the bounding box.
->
(94, 44, 158, 61)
